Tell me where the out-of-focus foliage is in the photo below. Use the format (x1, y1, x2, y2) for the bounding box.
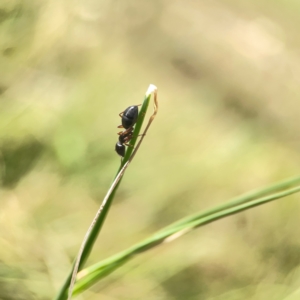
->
(1, 0, 300, 299)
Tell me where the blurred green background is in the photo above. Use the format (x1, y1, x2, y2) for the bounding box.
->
(1, 0, 300, 299)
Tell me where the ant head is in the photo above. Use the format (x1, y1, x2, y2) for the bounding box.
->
(115, 141, 125, 157)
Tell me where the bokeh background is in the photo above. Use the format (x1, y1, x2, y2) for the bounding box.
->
(1, 0, 300, 299)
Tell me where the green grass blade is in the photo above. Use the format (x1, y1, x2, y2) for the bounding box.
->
(160, 175, 300, 233)
(72, 179, 300, 295)
(54, 84, 157, 300)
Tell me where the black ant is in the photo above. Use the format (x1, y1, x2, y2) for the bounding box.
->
(115, 105, 140, 157)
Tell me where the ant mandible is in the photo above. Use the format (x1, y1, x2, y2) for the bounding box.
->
(115, 105, 140, 157)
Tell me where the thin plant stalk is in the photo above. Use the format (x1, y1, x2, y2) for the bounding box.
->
(55, 84, 158, 300)
(160, 175, 300, 233)
(71, 180, 300, 295)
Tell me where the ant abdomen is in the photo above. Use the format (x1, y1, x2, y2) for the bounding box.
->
(121, 106, 139, 129)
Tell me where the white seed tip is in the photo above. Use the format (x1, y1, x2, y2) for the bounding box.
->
(146, 84, 157, 97)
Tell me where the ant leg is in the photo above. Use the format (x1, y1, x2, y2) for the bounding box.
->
(121, 127, 133, 135)
(117, 130, 131, 135)
(117, 125, 124, 129)
(117, 127, 133, 136)
(122, 135, 133, 143)
(118, 131, 142, 137)
(130, 104, 141, 107)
